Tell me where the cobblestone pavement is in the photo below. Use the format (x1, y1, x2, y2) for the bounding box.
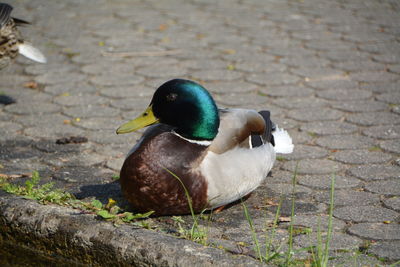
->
(1, 0, 399, 265)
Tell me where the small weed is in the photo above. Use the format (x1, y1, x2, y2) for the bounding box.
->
(307, 132, 317, 137)
(292, 226, 312, 236)
(164, 168, 208, 245)
(0, 171, 153, 225)
(111, 174, 120, 180)
(276, 156, 287, 162)
(310, 174, 335, 267)
(285, 165, 298, 266)
(1, 171, 75, 205)
(368, 146, 382, 152)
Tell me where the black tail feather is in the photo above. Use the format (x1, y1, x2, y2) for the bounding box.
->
(251, 110, 275, 148)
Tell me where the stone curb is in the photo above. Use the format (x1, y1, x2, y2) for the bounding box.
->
(0, 194, 266, 266)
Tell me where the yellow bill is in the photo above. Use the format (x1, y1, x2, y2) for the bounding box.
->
(116, 105, 159, 134)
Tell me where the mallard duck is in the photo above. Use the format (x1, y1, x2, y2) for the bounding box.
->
(117, 79, 293, 215)
(0, 3, 46, 69)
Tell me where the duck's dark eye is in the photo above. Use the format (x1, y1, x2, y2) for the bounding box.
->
(143, 112, 148, 116)
(166, 93, 177, 101)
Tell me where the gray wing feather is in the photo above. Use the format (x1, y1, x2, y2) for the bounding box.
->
(0, 3, 12, 28)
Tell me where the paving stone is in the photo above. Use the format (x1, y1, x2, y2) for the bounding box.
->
(331, 100, 388, 112)
(322, 50, 370, 62)
(180, 59, 228, 70)
(384, 197, 400, 212)
(304, 40, 356, 51)
(221, 50, 275, 63)
(90, 74, 145, 86)
(392, 105, 400, 115)
(4, 103, 61, 115)
(290, 68, 344, 80)
(264, 183, 312, 198)
(35, 72, 86, 85)
(73, 117, 122, 131)
(347, 112, 400, 126)
(62, 105, 120, 118)
(279, 56, 330, 68)
(190, 69, 243, 81)
(380, 140, 400, 154)
(105, 157, 125, 171)
(358, 41, 399, 54)
(88, 131, 139, 145)
(25, 64, 76, 75)
(259, 85, 314, 97)
(329, 252, 384, 267)
(268, 170, 298, 184)
(214, 93, 268, 107)
(363, 125, 400, 139)
(284, 145, 328, 160)
(369, 241, 400, 261)
(373, 53, 400, 64)
(287, 129, 313, 145)
(315, 135, 375, 150)
(234, 61, 287, 73)
(202, 81, 259, 94)
(24, 125, 85, 139)
(0, 89, 52, 104)
(81, 63, 134, 75)
(287, 107, 344, 122)
(0, 74, 32, 88)
(246, 72, 301, 86)
(110, 97, 149, 112)
(273, 96, 328, 109)
(43, 83, 98, 96)
(14, 114, 71, 128)
(292, 214, 346, 231)
(54, 95, 109, 107)
(333, 149, 392, 164)
(349, 71, 399, 83)
(388, 64, 400, 74)
(315, 190, 380, 206)
(376, 92, 400, 105)
(333, 206, 399, 223)
(361, 81, 400, 93)
(306, 79, 358, 91)
(348, 223, 400, 240)
(316, 89, 372, 101)
(332, 60, 386, 72)
(343, 31, 396, 43)
(283, 159, 344, 175)
(100, 85, 154, 98)
(135, 65, 188, 78)
(297, 175, 361, 190)
(349, 164, 400, 181)
(44, 152, 106, 168)
(294, 232, 362, 251)
(365, 180, 400, 196)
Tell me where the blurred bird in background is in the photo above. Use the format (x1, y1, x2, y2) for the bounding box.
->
(0, 3, 46, 69)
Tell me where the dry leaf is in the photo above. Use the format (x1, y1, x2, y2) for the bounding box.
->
(278, 216, 291, 223)
(23, 81, 38, 89)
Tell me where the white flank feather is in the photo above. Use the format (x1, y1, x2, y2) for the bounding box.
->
(272, 126, 294, 154)
(18, 43, 47, 63)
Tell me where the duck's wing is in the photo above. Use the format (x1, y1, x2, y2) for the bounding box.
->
(0, 3, 12, 28)
(209, 108, 267, 154)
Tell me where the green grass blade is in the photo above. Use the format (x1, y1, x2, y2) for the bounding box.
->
(285, 163, 298, 266)
(242, 201, 263, 262)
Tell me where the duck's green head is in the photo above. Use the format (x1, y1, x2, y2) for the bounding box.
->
(116, 79, 219, 141)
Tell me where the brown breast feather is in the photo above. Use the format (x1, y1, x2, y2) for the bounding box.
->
(120, 125, 209, 215)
